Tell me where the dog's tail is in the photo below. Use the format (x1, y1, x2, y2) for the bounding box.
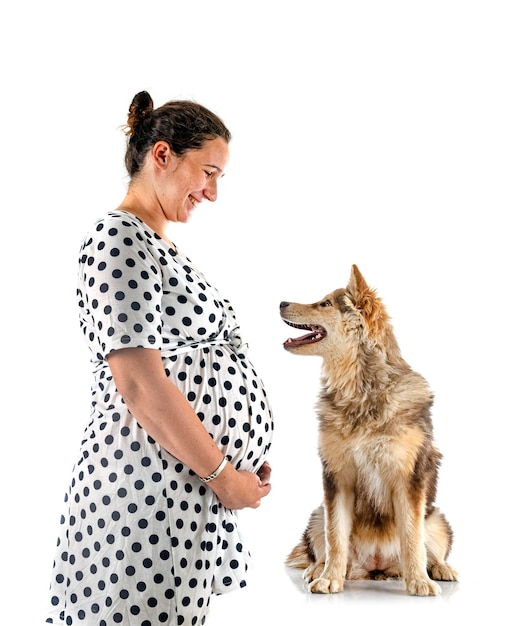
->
(285, 506, 325, 569)
(285, 540, 312, 569)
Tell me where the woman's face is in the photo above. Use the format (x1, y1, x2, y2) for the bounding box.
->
(160, 136, 230, 223)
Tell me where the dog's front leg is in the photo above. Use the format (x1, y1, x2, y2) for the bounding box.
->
(393, 490, 441, 596)
(307, 472, 353, 594)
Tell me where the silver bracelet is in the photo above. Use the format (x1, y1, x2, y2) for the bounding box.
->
(199, 458, 228, 483)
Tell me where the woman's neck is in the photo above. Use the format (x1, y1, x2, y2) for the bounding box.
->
(117, 188, 169, 240)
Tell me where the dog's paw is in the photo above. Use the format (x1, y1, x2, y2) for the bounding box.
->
(407, 577, 441, 596)
(308, 576, 344, 594)
(303, 562, 325, 581)
(429, 563, 458, 582)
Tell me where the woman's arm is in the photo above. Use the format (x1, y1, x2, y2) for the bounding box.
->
(107, 347, 271, 509)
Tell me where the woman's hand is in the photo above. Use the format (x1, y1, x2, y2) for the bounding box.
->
(208, 461, 272, 510)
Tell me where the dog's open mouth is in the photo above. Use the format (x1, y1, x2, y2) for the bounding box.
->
(282, 320, 327, 349)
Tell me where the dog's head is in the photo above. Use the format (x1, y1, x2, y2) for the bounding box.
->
(280, 264, 393, 360)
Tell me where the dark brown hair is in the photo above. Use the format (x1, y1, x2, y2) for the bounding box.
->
(124, 91, 232, 177)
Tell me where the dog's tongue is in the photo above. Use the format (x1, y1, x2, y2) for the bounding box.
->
(283, 330, 324, 348)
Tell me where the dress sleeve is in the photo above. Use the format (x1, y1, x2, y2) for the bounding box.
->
(78, 216, 163, 358)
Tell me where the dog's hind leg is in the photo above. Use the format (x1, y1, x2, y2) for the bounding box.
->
(286, 506, 325, 573)
(425, 508, 458, 582)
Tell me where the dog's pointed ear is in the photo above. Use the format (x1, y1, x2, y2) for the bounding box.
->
(347, 265, 369, 295)
(346, 264, 382, 321)
(347, 265, 393, 341)
(346, 264, 369, 302)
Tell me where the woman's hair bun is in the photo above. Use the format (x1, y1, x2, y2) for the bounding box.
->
(125, 91, 154, 136)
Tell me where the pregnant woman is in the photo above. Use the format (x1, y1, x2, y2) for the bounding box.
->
(45, 91, 273, 626)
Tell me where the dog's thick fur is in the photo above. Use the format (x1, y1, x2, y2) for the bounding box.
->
(280, 265, 457, 596)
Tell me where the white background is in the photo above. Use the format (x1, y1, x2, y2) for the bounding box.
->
(1, 1, 517, 624)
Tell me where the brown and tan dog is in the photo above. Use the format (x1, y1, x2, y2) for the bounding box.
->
(280, 265, 457, 596)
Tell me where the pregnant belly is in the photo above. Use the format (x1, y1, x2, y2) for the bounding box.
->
(166, 346, 273, 472)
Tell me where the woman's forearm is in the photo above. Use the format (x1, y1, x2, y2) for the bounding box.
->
(107, 347, 225, 478)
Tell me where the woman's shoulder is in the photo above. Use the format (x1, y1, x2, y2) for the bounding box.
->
(89, 210, 144, 233)
(81, 210, 155, 247)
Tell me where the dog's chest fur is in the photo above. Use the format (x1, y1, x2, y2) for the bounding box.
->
(316, 375, 433, 520)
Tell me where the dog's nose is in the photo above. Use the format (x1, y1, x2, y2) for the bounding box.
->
(280, 301, 290, 309)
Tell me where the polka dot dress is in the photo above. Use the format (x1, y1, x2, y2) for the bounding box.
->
(46, 211, 273, 626)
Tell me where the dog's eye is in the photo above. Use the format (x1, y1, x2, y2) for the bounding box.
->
(320, 300, 332, 307)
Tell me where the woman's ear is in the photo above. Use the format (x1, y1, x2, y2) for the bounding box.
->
(151, 141, 172, 170)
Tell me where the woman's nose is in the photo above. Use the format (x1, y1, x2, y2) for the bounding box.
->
(204, 179, 218, 202)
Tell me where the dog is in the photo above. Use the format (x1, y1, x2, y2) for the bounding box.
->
(280, 264, 457, 596)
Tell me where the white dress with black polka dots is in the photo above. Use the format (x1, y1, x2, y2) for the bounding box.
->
(46, 211, 273, 626)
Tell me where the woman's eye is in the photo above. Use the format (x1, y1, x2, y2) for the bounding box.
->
(204, 170, 215, 179)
